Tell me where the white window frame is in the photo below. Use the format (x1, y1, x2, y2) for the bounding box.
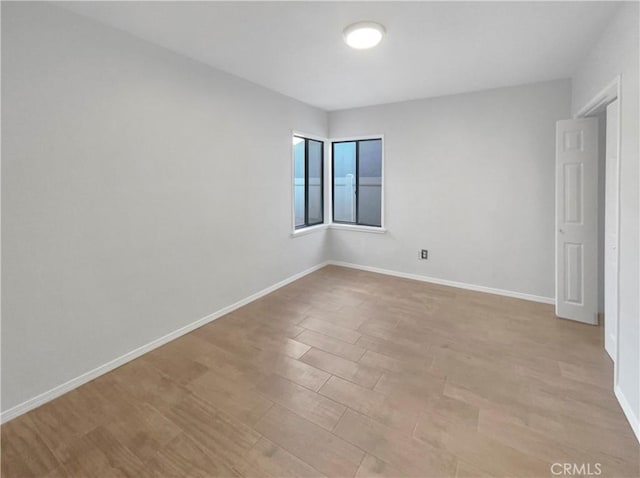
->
(291, 131, 330, 237)
(290, 131, 386, 237)
(329, 134, 386, 233)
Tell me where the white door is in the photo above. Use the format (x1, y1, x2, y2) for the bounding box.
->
(604, 99, 620, 358)
(556, 118, 599, 324)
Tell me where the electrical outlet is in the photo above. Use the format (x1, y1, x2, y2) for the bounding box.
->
(420, 249, 428, 260)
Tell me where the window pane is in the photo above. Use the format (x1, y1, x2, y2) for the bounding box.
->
(308, 140, 323, 225)
(333, 142, 356, 223)
(293, 137, 305, 227)
(357, 140, 382, 226)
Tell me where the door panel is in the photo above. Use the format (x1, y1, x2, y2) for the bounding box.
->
(564, 243, 583, 304)
(556, 118, 598, 324)
(563, 163, 583, 224)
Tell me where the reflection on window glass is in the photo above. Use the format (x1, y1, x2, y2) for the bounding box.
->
(308, 140, 323, 225)
(332, 142, 356, 223)
(357, 140, 382, 227)
(332, 139, 382, 227)
(293, 137, 305, 227)
(293, 135, 324, 229)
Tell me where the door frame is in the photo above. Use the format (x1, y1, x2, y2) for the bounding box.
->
(574, 75, 621, 383)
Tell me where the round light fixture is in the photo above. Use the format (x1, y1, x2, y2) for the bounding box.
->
(343, 22, 385, 49)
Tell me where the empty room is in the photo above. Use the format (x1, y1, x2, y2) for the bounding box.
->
(1, 1, 639, 477)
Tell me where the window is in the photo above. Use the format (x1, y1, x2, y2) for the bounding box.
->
(293, 135, 324, 228)
(332, 138, 383, 227)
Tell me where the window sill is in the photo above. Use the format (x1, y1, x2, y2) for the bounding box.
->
(291, 224, 329, 238)
(291, 223, 387, 237)
(329, 224, 387, 234)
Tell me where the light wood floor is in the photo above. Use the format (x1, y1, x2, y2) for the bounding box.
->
(2, 265, 638, 477)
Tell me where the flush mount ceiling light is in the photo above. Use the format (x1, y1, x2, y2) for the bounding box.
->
(343, 22, 385, 49)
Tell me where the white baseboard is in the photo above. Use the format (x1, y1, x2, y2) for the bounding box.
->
(7, 258, 632, 446)
(0, 259, 555, 423)
(329, 261, 640, 442)
(328, 260, 555, 305)
(0, 262, 328, 424)
(615, 384, 640, 443)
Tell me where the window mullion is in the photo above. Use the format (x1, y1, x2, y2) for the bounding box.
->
(320, 142, 324, 225)
(355, 140, 360, 225)
(304, 139, 309, 226)
(333, 143, 337, 224)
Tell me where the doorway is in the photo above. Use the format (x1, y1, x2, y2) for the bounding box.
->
(555, 77, 620, 364)
(590, 99, 620, 361)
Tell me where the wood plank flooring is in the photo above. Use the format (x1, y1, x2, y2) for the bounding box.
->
(2, 265, 638, 477)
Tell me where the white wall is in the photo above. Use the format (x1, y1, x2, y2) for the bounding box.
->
(572, 2, 640, 437)
(1, 3, 328, 413)
(328, 80, 571, 301)
(3, 1, 634, 437)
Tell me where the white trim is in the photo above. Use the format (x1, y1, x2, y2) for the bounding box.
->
(328, 261, 554, 304)
(0, 262, 329, 424)
(575, 76, 622, 386)
(0, 259, 561, 424)
(329, 224, 386, 234)
(615, 385, 640, 443)
(291, 224, 328, 237)
(330, 134, 386, 143)
(575, 75, 621, 118)
(572, 77, 638, 446)
(292, 130, 327, 144)
(604, 98, 621, 363)
(329, 134, 385, 229)
(293, 223, 387, 236)
(291, 130, 330, 235)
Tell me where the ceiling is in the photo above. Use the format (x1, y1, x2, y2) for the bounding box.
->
(58, 1, 619, 111)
